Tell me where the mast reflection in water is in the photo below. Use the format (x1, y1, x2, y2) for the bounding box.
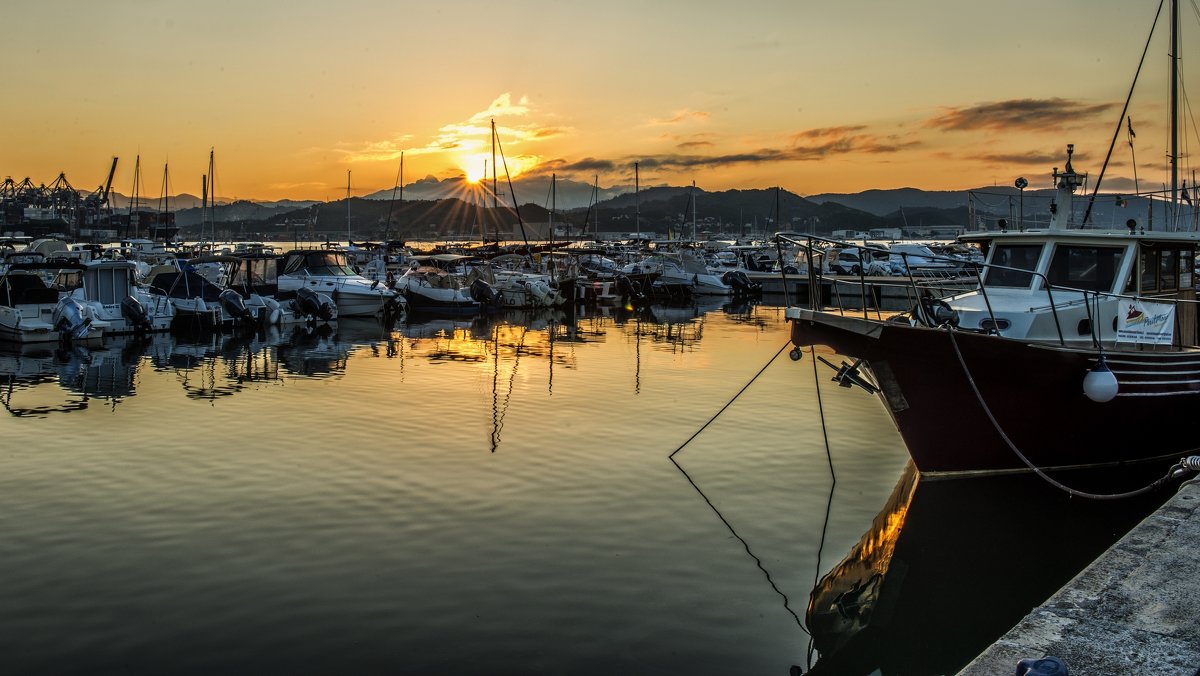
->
(805, 463, 1172, 675)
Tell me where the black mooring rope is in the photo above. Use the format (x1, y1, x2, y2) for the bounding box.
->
(668, 341, 789, 460)
(668, 340, 809, 636)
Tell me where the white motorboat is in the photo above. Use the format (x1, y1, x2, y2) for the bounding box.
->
(393, 263, 483, 316)
(225, 252, 337, 325)
(63, 259, 175, 335)
(626, 251, 733, 295)
(0, 263, 107, 344)
(276, 249, 403, 318)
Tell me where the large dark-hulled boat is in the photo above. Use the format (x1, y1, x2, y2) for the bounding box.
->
(785, 0, 1200, 477)
(785, 143, 1200, 475)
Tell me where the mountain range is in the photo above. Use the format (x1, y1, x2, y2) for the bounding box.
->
(103, 177, 1168, 239)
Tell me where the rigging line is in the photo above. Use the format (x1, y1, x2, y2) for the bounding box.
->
(806, 344, 836, 670)
(944, 326, 1193, 499)
(1083, 0, 1166, 226)
(669, 341, 789, 460)
(668, 453, 809, 636)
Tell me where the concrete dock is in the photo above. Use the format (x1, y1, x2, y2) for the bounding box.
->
(959, 478, 1200, 675)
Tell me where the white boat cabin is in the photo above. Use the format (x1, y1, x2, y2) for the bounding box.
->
(945, 146, 1199, 347)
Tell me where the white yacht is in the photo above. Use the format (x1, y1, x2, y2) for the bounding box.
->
(276, 249, 403, 318)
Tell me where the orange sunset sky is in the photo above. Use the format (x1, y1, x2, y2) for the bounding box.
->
(0, 1, 1191, 202)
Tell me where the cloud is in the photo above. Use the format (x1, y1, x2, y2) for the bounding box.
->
(336, 94, 568, 165)
(977, 150, 1086, 166)
(927, 98, 1116, 132)
(468, 93, 532, 122)
(268, 181, 328, 191)
(337, 137, 412, 163)
(647, 109, 711, 126)
(791, 125, 868, 140)
(540, 126, 919, 178)
(549, 157, 617, 172)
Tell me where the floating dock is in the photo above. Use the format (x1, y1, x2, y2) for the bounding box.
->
(959, 478, 1200, 674)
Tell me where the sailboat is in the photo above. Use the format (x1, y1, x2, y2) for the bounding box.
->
(783, 1, 1200, 477)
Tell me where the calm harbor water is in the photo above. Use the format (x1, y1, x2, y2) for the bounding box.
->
(0, 299, 1171, 675)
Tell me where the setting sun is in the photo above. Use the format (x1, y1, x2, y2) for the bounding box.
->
(459, 151, 539, 184)
(462, 153, 488, 183)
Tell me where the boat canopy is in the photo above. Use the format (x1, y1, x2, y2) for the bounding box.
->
(280, 250, 356, 276)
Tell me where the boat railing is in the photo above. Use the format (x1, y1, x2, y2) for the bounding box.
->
(774, 233, 1200, 348)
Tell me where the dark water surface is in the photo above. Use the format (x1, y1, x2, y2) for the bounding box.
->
(0, 300, 1170, 674)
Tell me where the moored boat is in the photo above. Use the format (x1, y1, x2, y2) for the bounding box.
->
(276, 249, 403, 318)
(0, 262, 107, 343)
(64, 259, 175, 335)
(785, 144, 1200, 476)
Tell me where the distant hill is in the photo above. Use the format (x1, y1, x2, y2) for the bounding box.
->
(364, 174, 627, 210)
(45, 179, 1175, 240)
(807, 187, 989, 216)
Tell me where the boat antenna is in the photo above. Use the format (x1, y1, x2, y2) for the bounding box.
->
(1081, 0, 1164, 227)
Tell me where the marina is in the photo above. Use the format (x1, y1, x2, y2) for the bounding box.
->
(7, 0, 1200, 671)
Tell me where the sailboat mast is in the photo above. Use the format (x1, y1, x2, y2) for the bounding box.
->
(634, 162, 640, 237)
(206, 147, 214, 246)
(1171, 0, 1180, 227)
(346, 170, 351, 243)
(201, 174, 207, 245)
(159, 163, 170, 217)
(129, 154, 141, 240)
(593, 175, 600, 240)
(385, 152, 403, 241)
(159, 162, 170, 241)
(491, 119, 500, 241)
(691, 180, 697, 241)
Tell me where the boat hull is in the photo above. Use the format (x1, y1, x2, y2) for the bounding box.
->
(278, 278, 396, 318)
(788, 309, 1199, 475)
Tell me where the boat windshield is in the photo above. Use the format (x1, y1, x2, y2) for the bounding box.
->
(985, 244, 1042, 288)
(1043, 244, 1125, 293)
(284, 251, 357, 277)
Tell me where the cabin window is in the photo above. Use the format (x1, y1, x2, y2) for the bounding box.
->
(1128, 246, 1194, 293)
(1160, 249, 1178, 291)
(985, 244, 1042, 287)
(1045, 245, 1124, 292)
(1136, 249, 1158, 292)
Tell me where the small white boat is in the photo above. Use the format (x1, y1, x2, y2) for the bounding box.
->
(276, 249, 403, 318)
(626, 251, 732, 295)
(63, 259, 175, 335)
(0, 263, 106, 344)
(225, 252, 337, 325)
(394, 264, 483, 316)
